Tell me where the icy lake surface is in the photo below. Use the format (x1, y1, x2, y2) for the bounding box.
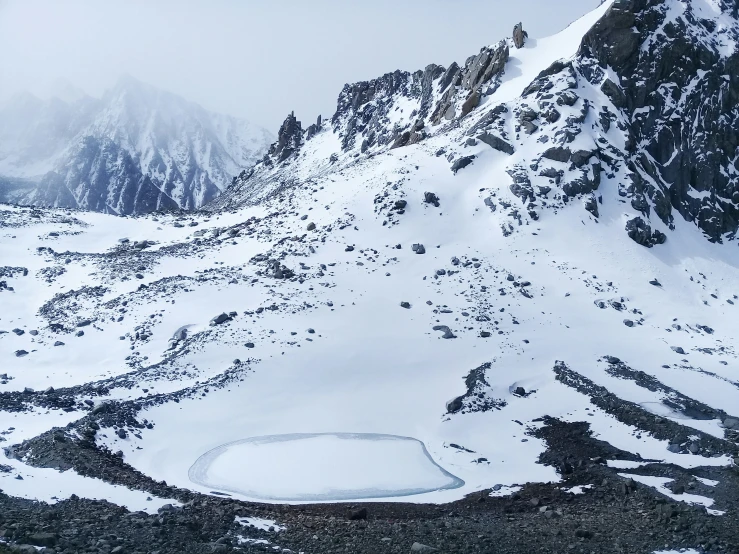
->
(188, 433, 465, 501)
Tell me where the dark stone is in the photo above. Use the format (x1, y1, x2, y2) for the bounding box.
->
(478, 133, 514, 155)
(349, 507, 367, 520)
(268, 112, 303, 162)
(625, 217, 666, 248)
(210, 313, 231, 326)
(541, 147, 571, 163)
(460, 91, 481, 117)
(601, 78, 627, 108)
(26, 533, 58, 547)
(584, 194, 599, 217)
(512, 22, 527, 49)
(451, 155, 475, 174)
(432, 325, 456, 339)
(423, 192, 440, 207)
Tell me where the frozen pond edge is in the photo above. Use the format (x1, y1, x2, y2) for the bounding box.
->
(188, 432, 465, 501)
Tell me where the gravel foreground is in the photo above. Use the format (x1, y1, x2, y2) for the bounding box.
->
(1, 418, 738, 554)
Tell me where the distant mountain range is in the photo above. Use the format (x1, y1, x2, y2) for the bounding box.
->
(0, 76, 273, 215)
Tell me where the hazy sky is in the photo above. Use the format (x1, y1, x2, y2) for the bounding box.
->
(0, 0, 599, 131)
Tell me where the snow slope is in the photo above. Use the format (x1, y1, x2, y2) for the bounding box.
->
(1, 0, 738, 517)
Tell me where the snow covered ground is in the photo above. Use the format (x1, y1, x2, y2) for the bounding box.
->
(1, 0, 738, 517)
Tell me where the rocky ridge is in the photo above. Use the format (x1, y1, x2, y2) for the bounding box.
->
(215, 0, 739, 245)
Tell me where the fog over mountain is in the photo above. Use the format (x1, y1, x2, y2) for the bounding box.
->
(0, 0, 601, 130)
(0, 76, 273, 214)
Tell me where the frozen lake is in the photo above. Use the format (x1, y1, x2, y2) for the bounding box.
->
(188, 433, 464, 501)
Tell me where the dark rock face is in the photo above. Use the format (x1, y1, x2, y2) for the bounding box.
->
(30, 136, 181, 215)
(214, 38, 511, 210)
(625, 217, 667, 248)
(424, 192, 440, 207)
(451, 156, 475, 174)
(578, 0, 739, 242)
(513, 23, 527, 49)
(268, 112, 304, 163)
(332, 67, 444, 152)
(446, 362, 506, 414)
(328, 41, 509, 154)
(390, 119, 426, 149)
(478, 133, 515, 155)
(431, 42, 509, 125)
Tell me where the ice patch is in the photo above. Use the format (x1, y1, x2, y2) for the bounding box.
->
(189, 433, 464, 501)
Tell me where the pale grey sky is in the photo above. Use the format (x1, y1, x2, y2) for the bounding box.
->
(0, 0, 600, 131)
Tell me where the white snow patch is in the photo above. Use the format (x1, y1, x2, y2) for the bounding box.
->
(618, 473, 715, 508)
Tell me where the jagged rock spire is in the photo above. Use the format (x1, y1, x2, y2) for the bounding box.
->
(268, 112, 303, 162)
(513, 23, 526, 49)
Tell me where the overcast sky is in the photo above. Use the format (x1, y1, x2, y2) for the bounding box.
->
(0, 0, 599, 131)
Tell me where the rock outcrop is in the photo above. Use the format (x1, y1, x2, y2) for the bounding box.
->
(513, 23, 527, 49)
(267, 112, 304, 163)
(214, 0, 739, 249)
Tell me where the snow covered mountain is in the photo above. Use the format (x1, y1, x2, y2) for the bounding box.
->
(1, 2, 739, 553)
(0, 76, 273, 214)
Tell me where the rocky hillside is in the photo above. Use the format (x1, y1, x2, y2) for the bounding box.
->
(0, 76, 273, 215)
(215, 0, 739, 246)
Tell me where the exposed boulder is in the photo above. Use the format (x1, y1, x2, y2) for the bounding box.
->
(432, 325, 456, 339)
(478, 133, 514, 155)
(460, 90, 481, 117)
(424, 192, 440, 207)
(625, 217, 667, 248)
(390, 119, 426, 149)
(209, 313, 232, 326)
(584, 194, 599, 218)
(304, 114, 323, 141)
(451, 155, 475, 174)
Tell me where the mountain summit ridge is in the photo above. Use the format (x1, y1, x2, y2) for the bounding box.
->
(0, 76, 273, 215)
(215, 0, 739, 244)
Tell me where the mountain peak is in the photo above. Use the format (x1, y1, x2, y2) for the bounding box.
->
(44, 77, 89, 104)
(0, 76, 273, 213)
